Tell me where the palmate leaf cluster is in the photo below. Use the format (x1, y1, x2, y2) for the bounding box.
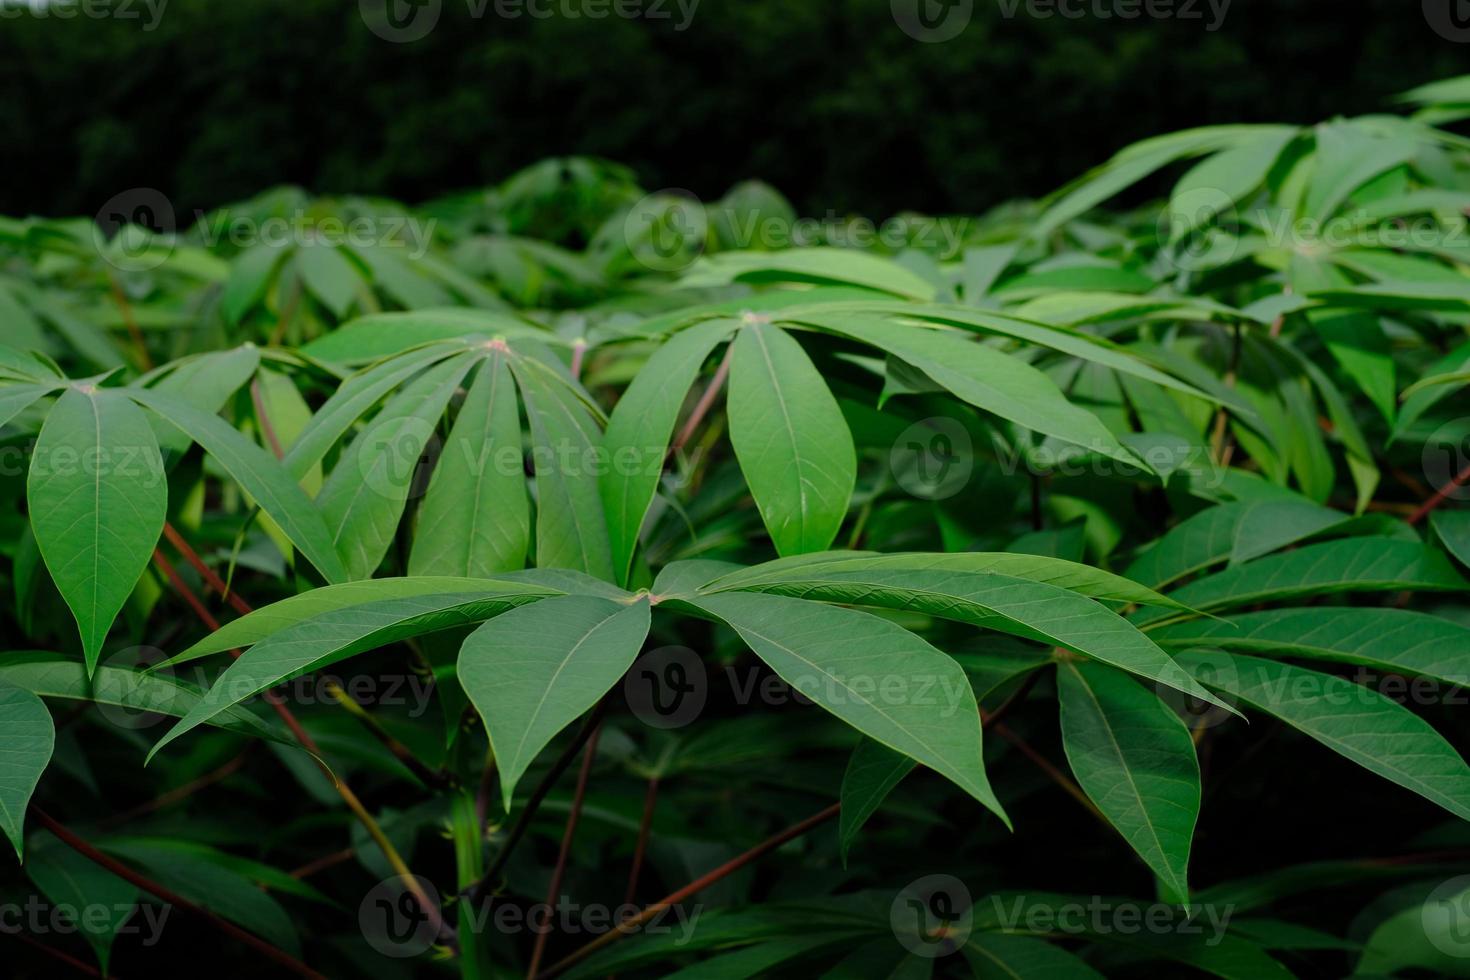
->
(1, 79, 1469, 978)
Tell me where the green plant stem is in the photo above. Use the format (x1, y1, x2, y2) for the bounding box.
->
(31, 807, 325, 979)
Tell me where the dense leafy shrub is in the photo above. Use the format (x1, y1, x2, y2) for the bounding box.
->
(3, 70, 1470, 979)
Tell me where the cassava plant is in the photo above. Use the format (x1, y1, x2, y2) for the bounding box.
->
(2, 75, 1470, 980)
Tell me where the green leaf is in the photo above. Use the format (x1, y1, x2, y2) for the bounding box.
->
(1166, 128, 1296, 240)
(727, 322, 855, 556)
(816, 315, 1138, 468)
(458, 594, 651, 809)
(1304, 121, 1417, 221)
(704, 551, 1184, 608)
(25, 840, 138, 973)
(282, 343, 466, 480)
(681, 248, 937, 300)
(221, 241, 290, 325)
(125, 387, 350, 585)
(601, 319, 733, 583)
(964, 932, 1105, 980)
(316, 352, 476, 579)
(1057, 661, 1200, 902)
(157, 575, 563, 668)
(709, 565, 1226, 710)
(0, 382, 59, 430)
(0, 680, 53, 859)
(300, 309, 546, 363)
(410, 353, 531, 577)
(0, 651, 298, 748)
(1432, 510, 1470, 570)
(1124, 499, 1350, 590)
(1135, 539, 1470, 626)
(28, 387, 167, 673)
(1177, 651, 1470, 821)
(1153, 607, 1470, 687)
(510, 355, 616, 580)
(101, 838, 301, 955)
(838, 738, 914, 864)
(295, 243, 363, 318)
(148, 588, 554, 759)
(686, 591, 1008, 825)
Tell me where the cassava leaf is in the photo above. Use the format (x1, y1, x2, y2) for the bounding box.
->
(458, 593, 651, 809)
(28, 387, 167, 673)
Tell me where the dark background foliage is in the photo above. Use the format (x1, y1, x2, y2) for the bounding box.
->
(4, 0, 1467, 221)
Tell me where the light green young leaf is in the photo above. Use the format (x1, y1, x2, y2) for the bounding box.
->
(458, 594, 651, 809)
(686, 591, 1008, 825)
(1177, 651, 1470, 821)
(0, 680, 53, 859)
(125, 387, 350, 584)
(727, 322, 855, 556)
(601, 319, 733, 584)
(1057, 661, 1200, 903)
(410, 353, 531, 577)
(29, 387, 167, 673)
